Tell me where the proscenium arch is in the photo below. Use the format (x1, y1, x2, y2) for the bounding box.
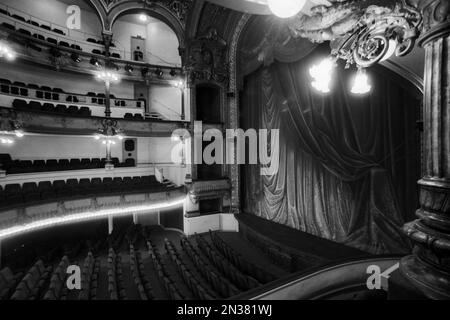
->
(106, 3, 186, 53)
(84, 0, 108, 33)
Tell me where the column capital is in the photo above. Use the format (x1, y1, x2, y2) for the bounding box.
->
(408, 0, 450, 45)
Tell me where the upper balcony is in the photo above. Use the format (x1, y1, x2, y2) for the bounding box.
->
(0, 4, 183, 82)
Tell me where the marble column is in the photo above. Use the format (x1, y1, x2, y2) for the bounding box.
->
(400, 0, 450, 299)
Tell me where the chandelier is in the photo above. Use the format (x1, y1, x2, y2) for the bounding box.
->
(0, 110, 24, 144)
(94, 118, 124, 145)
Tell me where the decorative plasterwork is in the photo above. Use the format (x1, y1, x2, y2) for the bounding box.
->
(288, 0, 422, 68)
(187, 179, 231, 203)
(227, 13, 251, 213)
(186, 27, 228, 85)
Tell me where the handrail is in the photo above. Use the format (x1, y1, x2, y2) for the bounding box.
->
(233, 255, 403, 300)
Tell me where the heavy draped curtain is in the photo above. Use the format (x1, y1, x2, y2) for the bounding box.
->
(241, 49, 421, 254)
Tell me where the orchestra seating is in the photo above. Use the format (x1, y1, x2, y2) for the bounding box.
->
(0, 175, 174, 209)
(0, 223, 284, 300)
(0, 153, 135, 174)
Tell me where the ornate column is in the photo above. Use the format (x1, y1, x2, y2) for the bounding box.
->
(400, 0, 450, 299)
(228, 14, 251, 214)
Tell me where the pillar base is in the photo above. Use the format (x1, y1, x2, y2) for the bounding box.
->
(388, 269, 428, 300)
(399, 255, 450, 299)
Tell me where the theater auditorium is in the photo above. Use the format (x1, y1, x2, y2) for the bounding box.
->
(0, 0, 448, 300)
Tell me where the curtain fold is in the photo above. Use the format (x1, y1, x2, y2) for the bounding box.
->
(241, 49, 420, 254)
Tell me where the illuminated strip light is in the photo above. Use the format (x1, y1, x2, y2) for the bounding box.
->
(0, 196, 186, 240)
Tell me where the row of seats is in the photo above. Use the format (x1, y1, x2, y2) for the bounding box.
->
(0, 10, 65, 35)
(1, 20, 123, 60)
(10, 260, 52, 300)
(0, 267, 23, 300)
(209, 231, 277, 284)
(0, 154, 135, 174)
(180, 237, 240, 298)
(79, 252, 100, 300)
(147, 240, 186, 300)
(107, 248, 126, 300)
(164, 239, 217, 300)
(129, 244, 154, 300)
(0, 78, 129, 105)
(43, 256, 70, 300)
(196, 235, 260, 291)
(12, 98, 92, 117)
(0, 175, 171, 208)
(0, 8, 124, 50)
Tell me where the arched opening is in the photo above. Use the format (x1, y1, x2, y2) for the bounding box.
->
(110, 11, 182, 67)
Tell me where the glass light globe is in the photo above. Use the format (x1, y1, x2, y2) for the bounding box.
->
(267, 0, 306, 18)
(351, 69, 372, 95)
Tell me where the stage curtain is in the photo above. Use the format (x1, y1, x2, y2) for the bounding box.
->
(241, 49, 420, 254)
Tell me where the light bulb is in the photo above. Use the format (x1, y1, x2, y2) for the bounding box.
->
(267, 0, 306, 18)
(139, 14, 148, 22)
(14, 130, 24, 138)
(351, 69, 372, 95)
(309, 58, 335, 93)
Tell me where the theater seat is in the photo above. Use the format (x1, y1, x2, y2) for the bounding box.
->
(2, 22, 15, 31)
(18, 29, 32, 37)
(42, 103, 55, 112)
(13, 99, 28, 109)
(55, 104, 67, 114)
(23, 182, 40, 202)
(47, 37, 57, 45)
(53, 28, 64, 35)
(67, 105, 79, 114)
(78, 107, 91, 116)
(33, 34, 45, 41)
(28, 101, 42, 111)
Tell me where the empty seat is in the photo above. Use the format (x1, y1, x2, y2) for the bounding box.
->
(33, 33, 45, 41)
(42, 103, 55, 112)
(111, 53, 121, 59)
(47, 37, 57, 45)
(70, 44, 82, 51)
(40, 25, 51, 31)
(78, 107, 91, 116)
(45, 159, 58, 170)
(58, 159, 70, 169)
(86, 38, 97, 43)
(18, 28, 32, 37)
(133, 114, 144, 120)
(53, 28, 64, 35)
(33, 160, 46, 172)
(2, 22, 15, 31)
(13, 99, 27, 109)
(55, 104, 67, 113)
(28, 101, 42, 111)
(124, 113, 134, 120)
(69, 159, 81, 169)
(80, 158, 91, 168)
(67, 105, 79, 114)
(58, 41, 69, 48)
(92, 49, 102, 55)
(29, 20, 40, 27)
(28, 83, 40, 89)
(12, 14, 26, 22)
(23, 182, 40, 202)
